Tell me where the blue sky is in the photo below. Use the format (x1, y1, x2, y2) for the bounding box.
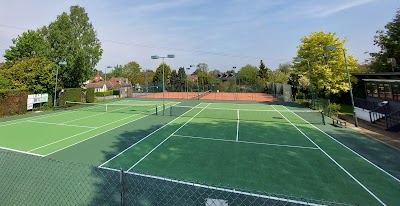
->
(0, 0, 398, 72)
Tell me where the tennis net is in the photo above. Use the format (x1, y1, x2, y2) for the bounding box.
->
(64, 101, 158, 115)
(167, 105, 325, 124)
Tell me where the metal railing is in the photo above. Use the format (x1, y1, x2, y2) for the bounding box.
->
(369, 104, 388, 123)
(386, 110, 400, 132)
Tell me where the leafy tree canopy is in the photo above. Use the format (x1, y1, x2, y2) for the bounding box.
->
(238, 64, 259, 84)
(43, 5, 102, 88)
(3, 57, 56, 93)
(294, 31, 358, 96)
(370, 9, 400, 72)
(152, 63, 172, 85)
(4, 30, 50, 63)
(122, 61, 141, 84)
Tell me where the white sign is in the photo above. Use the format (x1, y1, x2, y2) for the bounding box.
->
(27, 93, 49, 110)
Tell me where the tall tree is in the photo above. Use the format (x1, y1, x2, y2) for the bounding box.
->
(277, 63, 292, 73)
(177, 67, 187, 86)
(3, 57, 56, 93)
(238, 64, 259, 85)
(44, 5, 103, 88)
(370, 9, 400, 72)
(197, 63, 208, 73)
(294, 31, 358, 96)
(152, 63, 172, 85)
(4, 30, 50, 63)
(109, 65, 123, 78)
(122, 61, 141, 84)
(259, 60, 268, 79)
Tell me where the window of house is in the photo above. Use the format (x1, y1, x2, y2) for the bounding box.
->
(378, 83, 385, 99)
(384, 83, 392, 100)
(366, 82, 378, 97)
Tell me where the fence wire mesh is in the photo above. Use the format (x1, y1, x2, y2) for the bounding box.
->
(0, 151, 351, 206)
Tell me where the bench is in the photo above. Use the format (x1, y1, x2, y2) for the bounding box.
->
(331, 112, 346, 128)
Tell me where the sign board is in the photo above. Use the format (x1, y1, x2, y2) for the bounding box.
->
(27, 93, 49, 110)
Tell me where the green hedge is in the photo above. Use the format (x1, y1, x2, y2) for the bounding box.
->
(95, 90, 113, 97)
(58, 88, 82, 106)
(0, 89, 28, 116)
(86, 88, 95, 103)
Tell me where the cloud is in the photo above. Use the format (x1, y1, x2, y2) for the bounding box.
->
(300, 0, 377, 18)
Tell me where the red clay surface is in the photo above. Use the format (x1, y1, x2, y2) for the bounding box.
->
(138, 92, 277, 102)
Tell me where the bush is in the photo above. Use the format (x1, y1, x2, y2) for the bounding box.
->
(328, 103, 341, 114)
(295, 91, 306, 100)
(58, 88, 82, 106)
(86, 88, 95, 103)
(0, 89, 28, 116)
(95, 90, 113, 97)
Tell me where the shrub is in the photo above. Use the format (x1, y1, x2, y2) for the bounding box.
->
(58, 88, 82, 106)
(328, 103, 341, 114)
(296, 91, 306, 100)
(0, 89, 28, 116)
(86, 88, 95, 103)
(95, 90, 113, 97)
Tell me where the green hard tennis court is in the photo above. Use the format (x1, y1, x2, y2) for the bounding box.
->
(0, 100, 178, 156)
(1, 100, 399, 205)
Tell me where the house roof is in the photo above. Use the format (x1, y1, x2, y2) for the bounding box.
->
(110, 77, 132, 87)
(86, 81, 113, 89)
(353, 73, 400, 81)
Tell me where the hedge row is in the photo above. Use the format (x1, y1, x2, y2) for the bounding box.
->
(0, 89, 28, 116)
(95, 90, 113, 97)
(58, 88, 82, 106)
(86, 88, 95, 103)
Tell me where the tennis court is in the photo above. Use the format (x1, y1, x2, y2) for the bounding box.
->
(0, 100, 178, 156)
(1, 100, 399, 205)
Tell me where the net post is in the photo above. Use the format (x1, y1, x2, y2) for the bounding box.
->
(155, 105, 158, 115)
(170, 106, 172, 116)
(321, 111, 325, 125)
(106, 104, 108, 112)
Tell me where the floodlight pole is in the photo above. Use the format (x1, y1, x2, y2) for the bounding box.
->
(104, 66, 112, 101)
(186, 67, 191, 99)
(151, 55, 175, 115)
(343, 49, 358, 127)
(53, 61, 67, 110)
(325, 46, 358, 127)
(233, 66, 237, 100)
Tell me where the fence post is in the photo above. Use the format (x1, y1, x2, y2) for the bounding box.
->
(120, 168, 124, 206)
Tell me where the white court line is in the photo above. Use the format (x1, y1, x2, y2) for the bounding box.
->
(172, 134, 319, 150)
(0, 109, 84, 128)
(62, 102, 172, 124)
(45, 102, 180, 157)
(26, 120, 97, 129)
(126, 103, 211, 172)
(271, 106, 386, 206)
(283, 106, 400, 183)
(98, 166, 324, 206)
(0, 146, 44, 157)
(236, 109, 239, 142)
(98, 102, 200, 167)
(28, 113, 141, 152)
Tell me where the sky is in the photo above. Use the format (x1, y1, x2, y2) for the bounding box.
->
(0, 0, 398, 72)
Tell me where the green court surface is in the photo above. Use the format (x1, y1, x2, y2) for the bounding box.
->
(1, 100, 399, 205)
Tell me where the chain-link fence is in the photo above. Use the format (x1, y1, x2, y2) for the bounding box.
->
(133, 82, 291, 102)
(0, 151, 351, 206)
(266, 82, 293, 102)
